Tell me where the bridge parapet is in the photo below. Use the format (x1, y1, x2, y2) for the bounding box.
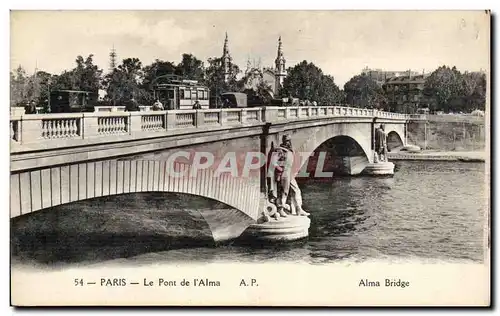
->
(10, 106, 409, 150)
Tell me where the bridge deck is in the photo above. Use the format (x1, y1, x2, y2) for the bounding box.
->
(10, 106, 410, 153)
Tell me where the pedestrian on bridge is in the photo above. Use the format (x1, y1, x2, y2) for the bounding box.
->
(152, 99, 164, 111)
(125, 96, 140, 112)
(24, 101, 37, 114)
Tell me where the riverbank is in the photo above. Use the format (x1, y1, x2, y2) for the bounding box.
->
(406, 118, 485, 152)
(388, 150, 486, 162)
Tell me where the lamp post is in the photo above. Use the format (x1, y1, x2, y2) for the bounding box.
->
(424, 121, 427, 150)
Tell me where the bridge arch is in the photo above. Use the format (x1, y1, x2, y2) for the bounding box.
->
(10, 160, 261, 229)
(11, 191, 254, 252)
(270, 122, 373, 176)
(380, 122, 406, 151)
(300, 135, 370, 177)
(387, 131, 404, 151)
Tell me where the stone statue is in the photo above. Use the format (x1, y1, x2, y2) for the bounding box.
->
(374, 124, 388, 162)
(262, 134, 310, 222)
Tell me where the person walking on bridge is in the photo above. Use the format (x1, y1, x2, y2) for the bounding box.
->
(125, 96, 140, 112)
(152, 99, 164, 111)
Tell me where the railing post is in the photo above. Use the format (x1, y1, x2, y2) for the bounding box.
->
(195, 110, 204, 127)
(129, 112, 142, 133)
(82, 113, 99, 139)
(220, 109, 228, 125)
(262, 107, 278, 122)
(166, 111, 177, 130)
(20, 116, 41, 144)
(241, 109, 247, 124)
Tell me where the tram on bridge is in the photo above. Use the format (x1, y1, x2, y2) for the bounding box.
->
(152, 75, 210, 110)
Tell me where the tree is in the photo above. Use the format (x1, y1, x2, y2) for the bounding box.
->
(102, 69, 127, 106)
(47, 54, 102, 105)
(204, 56, 240, 106)
(175, 53, 204, 81)
(317, 75, 345, 105)
(281, 60, 343, 105)
(10, 66, 29, 107)
(239, 69, 275, 104)
(343, 74, 386, 109)
(72, 54, 103, 93)
(141, 59, 177, 92)
(461, 71, 486, 111)
(423, 66, 463, 113)
(10, 66, 56, 109)
(32, 71, 54, 111)
(255, 81, 274, 103)
(103, 57, 149, 105)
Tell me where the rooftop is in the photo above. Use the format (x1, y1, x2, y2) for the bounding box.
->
(384, 74, 429, 84)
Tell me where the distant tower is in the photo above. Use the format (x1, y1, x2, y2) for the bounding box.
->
(222, 32, 231, 82)
(275, 36, 286, 93)
(109, 45, 117, 71)
(246, 57, 252, 75)
(32, 60, 40, 101)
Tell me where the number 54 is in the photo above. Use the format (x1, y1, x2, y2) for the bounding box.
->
(74, 278, 84, 286)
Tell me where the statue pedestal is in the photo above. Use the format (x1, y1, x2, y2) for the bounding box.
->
(240, 215, 311, 242)
(362, 161, 395, 176)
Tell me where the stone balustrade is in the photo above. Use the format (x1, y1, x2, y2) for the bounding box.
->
(10, 106, 410, 147)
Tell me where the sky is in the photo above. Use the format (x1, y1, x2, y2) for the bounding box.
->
(10, 10, 490, 87)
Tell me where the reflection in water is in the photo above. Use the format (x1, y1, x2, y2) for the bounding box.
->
(11, 161, 486, 267)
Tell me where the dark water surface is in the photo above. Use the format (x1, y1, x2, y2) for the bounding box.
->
(11, 161, 487, 267)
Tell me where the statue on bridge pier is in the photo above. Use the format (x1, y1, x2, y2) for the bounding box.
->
(374, 124, 388, 163)
(262, 134, 310, 222)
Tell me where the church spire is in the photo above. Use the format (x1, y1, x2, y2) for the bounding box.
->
(274, 36, 286, 94)
(222, 32, 231, 82)
(275, 36, 286, 73)
(276, 36, 283, 59)
(223, 32, 229, 56)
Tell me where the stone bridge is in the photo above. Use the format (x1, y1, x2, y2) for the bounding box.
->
(10, 106, 409, 241)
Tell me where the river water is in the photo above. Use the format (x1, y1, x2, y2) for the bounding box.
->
(11, 161, 488, 267)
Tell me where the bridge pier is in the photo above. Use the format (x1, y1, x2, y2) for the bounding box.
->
(240, 216, 311, 242)
(361, 150, 395, 176)
(198, 208, 256, 242)
(337, 155, 372, 175)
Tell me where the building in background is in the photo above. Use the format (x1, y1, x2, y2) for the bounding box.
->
(242, 36, 287, 97)
(361, 67, 421, 86)
(382, 73, 431, 114)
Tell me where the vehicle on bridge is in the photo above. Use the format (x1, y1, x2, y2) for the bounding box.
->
(152, 74, 210, 110)
(220, 92, 248, 108)
(218, 92, 287, 108)
(49, 90, 96, 113)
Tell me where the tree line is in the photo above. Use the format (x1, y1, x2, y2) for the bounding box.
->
(422, 66, 486, 113)
(10, 53, 223, 109)
(10, 52, 486, 114)
(342, 65, 486, 114)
